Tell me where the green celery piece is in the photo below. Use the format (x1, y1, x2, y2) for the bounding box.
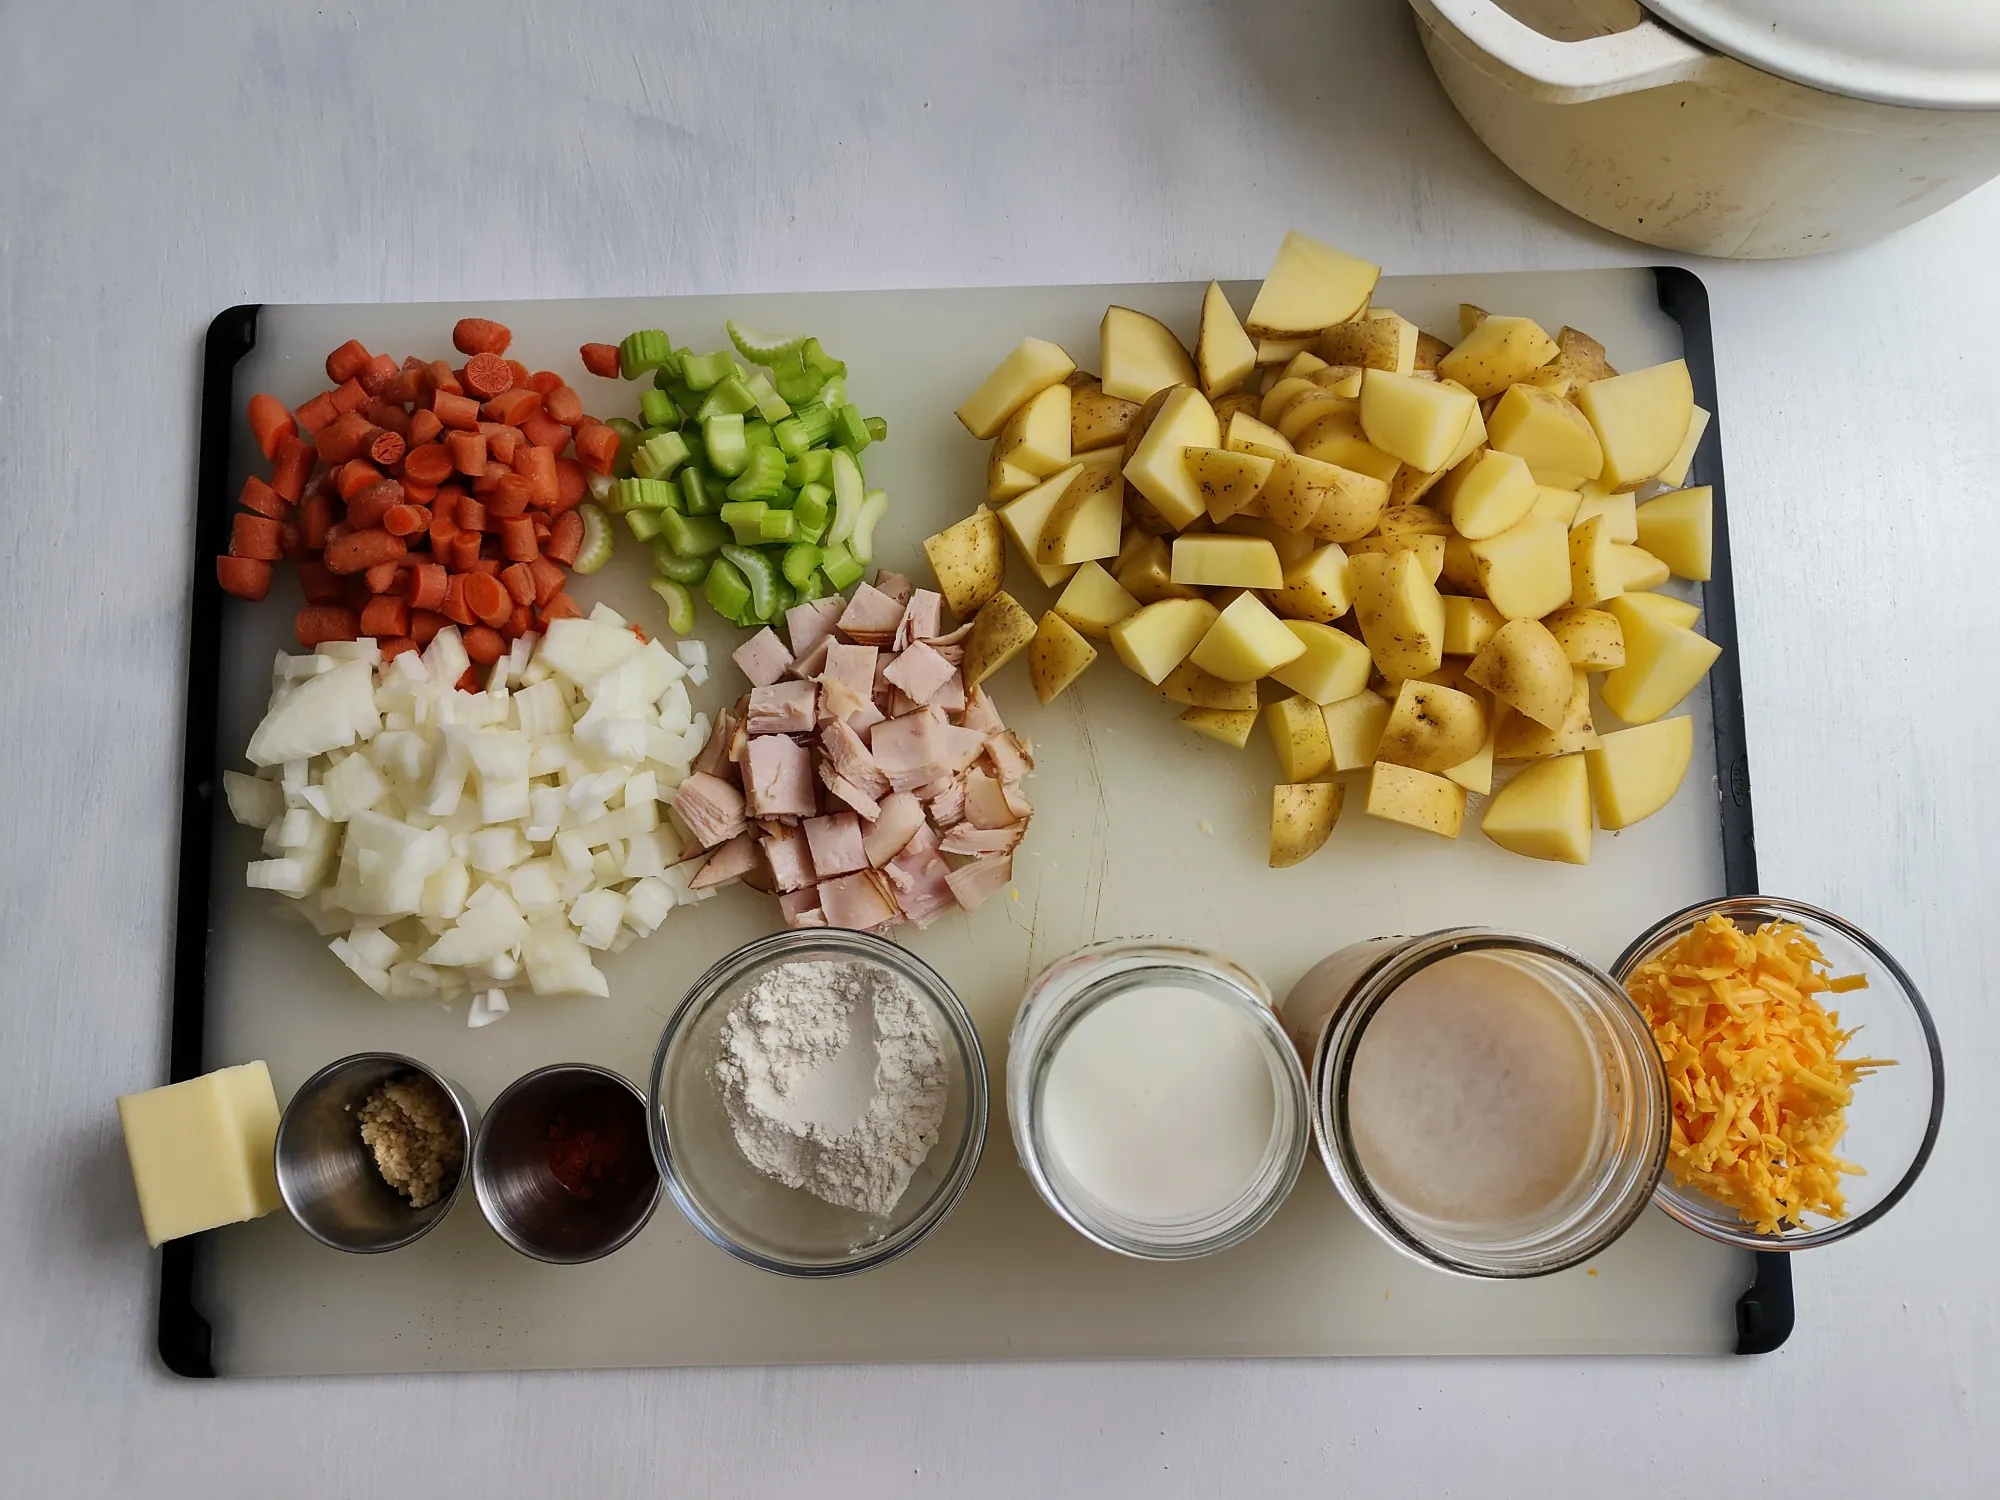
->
(618, 330, 672, 380)
(743, 418, 775, 451)
(773, 415, 811, 459)
(649, 578, 696, 636)
(678, 466, 720, 516)
(705, 556, 752, 619)
(656, 374, 700, 415)
(625, 508, 662, 543)
(801, 338, 846, 380)
(680, 349, 735, 391)
(827, 449, 864, 546)
(817, 376, 848, 413)
(631, 429, 691, 481)
(781, 543, 822, 588)
(793, 482, 832, 539)
(833, 403, 871, 453)
(821, 544, 864, 592)
(720, 500, 769, 546)
(773, 366, 824, 408)
(787, 449, 833, 488)
(610, 477, 677, 513)
(703, 413, 749, 477)
(638, 387, 679, 428)
(788, 402, 835, 448)
(725, 446, 788, 504)
(794, 569, 828, 603)
(659, 510, 729, 557)
(726, 320, 807, 365)
(768, 576, 797, 620)
(850, 489, 890, 565)
(712, 375, 760, 418)
(653, 547, 711, 586)
(720, 544, 782, 620)
(865, 415, 888, 443)
(603, 416, 642, 479)
(744, 370, 791, 423)
(759, 510, 798, 544)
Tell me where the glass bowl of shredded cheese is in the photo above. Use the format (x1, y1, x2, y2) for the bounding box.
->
(1613, 897, 1943, 1250)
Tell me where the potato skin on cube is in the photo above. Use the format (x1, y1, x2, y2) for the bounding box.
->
(1271, 782, 1343, 868)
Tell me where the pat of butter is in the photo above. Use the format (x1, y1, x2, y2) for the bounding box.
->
(117, 1061, 283, 1247)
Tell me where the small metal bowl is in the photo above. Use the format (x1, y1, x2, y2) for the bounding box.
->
(471, 1064, 661, 1264)
(274, 1052, 476, 1253)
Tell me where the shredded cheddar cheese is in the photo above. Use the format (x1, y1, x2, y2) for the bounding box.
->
(1625, 913, 1893, 1235)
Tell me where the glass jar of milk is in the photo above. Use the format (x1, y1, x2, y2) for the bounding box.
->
(1284, 931, 1669, 1279)
(1009, 941, 1311, 1260)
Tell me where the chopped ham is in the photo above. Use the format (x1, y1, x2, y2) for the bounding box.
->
(940, 821, 1025, 856)
(964, 769, 1016, 830)
(732, 627, 794, 689)
(945, 852, 1013, 911)
(869, 712, 947, 792)
(818, 870, 900, 930)
(777, 888, 824, 928)
(790, 908, 830, 927)
(836, 583, 905, 643)
(871, 570, 915, 606)
(671, 772, 747, 849)
(740, 843, 778, 893)
(887, 689, 923, 720)
(925, 622, 974, 649)
(985, 730, 1033, 782)
(786, 596, 845, 660)
(959, 685, 1004, 736)
(894, 589, 943, 651)
(744, 735, 816, 819)
(821, 642, 878, 700)
(692, 707, 741, 780)
(927, 778, 966, 829)
(690, 831, 759, 889)
(760, 826, 815, 893)
(886, 823, 956, 927)
(932, 716, 991, 774)
(747, 679, 818, 735)
(931, 670, 967, 716)
(819, 764, 883, 822)
(1001, 778, 1034, 822)
(803, 811, 868, 878)
(862, 791, 928, 867)
(883, 641, 958, 705)
(790, 634, 834, 682)
(821, 720, 889, 797)
(817, 675, 884, 732)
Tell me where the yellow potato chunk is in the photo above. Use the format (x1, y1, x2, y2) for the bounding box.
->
(1171, 534, 1285, 590)
(1181, 705, 1259, 748)
(1344, 532, 1445, 585)
(1028, 610, 1097, 705)
(1100, 305, 1197, 404)
(1543, 606, 1625, 669)
(1160, 658, 1259, 711)
(1572, 487, 1637, 543)
(1245, 230, 1380, 338)
(1121, 386, 1221, 531)
(1196, 281, 1258, 399)
(1600, 599, 1721, 724)
(1350, 548, 1446, 681)
(963, 591, 1038, 686)
(1376, 679, 1488, 774)
(1267, 543, 1354, 623)
(1265, 693, 1335, 780)
(1264, 453, 1389, 540)
(957, 337, 1076, 440)
(1612, 544, 1671, 591)
(993, 382, 1073, 478)
(1617, 590, 1701, 631)
(997, 464, 1085, 589)
(1271, 782, 1344, 868)
(1069, 377, 1144, 453)
(922, 505, 1006, 616)
(1108, 597, 1219, 684)
(1442, 711, 1499, 795)
(1320, 315, 1417, 373)
(1364, 761, 1466, 838)
(1655, 405, 1711, 490)
(1436, 316, 1559, 399)
(1495, 668, 1598, 759)
(1634, 486, 1713, 582)
(1269, 620, 1373, 704)
(1184, 447, 1276, 523)
(987, 447, 1040, 504)
(1292, 406, 1403, 484)
(1575, 359, 1694, 490)
(1037, 464, 1124, 566)
(1357, 369, 1477, 472)
(1191, 592, 1306, 683)
(1054, 561, 1141, 639)
(1568, 513, 1623, 608)
(1485, 383, 1604, 480)
(1115, 533, 1201, 605)
(1224, 411, 1293, 460)
(1449, 450, 1538, 541)
(1323, 688, 1393, 771)
(1481, 755, 1592, 864)
(1587, 716, 1695, 829)
(1469, 519, 1571, 619)
(1528, 485, 1582, 527)
(1442, 595, 1506, 656)
(1466, 617, 1572, 729)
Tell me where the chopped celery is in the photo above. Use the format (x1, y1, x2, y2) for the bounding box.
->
(603, 416, 642, 478)
(631, 429, 691, 480)
(773, 364, 825, 408)
(660, 510, 729, 557)
(818, 375, 848, 412)
(720, 500, 769, 546)
(725, 446, 788, 504)
(834, 403, 871, 453)
(743, 370, 791, 422)
(820, 543, 864, 591)
(625, 508, 662, 543)
(726, 321, 807, 365)
(773, 415, 811, 459)
(611, 477, 677, 513)
(649, 578, 696, 637)
(865, 415, 888, 443)
(769, 576, 797, 619)
(720, 544, 783, 621)
(801, 338, 846, 381)
(743, 418, 775, 451)
(827, 449, 864, 546)
(653, 547, 710, 585)
(794, 569, 829, 603)
(759, 510, 798, 544)
(572, 504, 615, 575)
(781, 543, 822, 588)
(850, 488, 890, 565)
(788, 402, 836, 449)
(656, 374, 699, 414)
(704, 375, 759, 420)
(787, 450, 833, 488)
(703, 413, 749, 477)
(638, 387, 679, 428)
(705, 556, 752, 620)
(680, 349, 735, 391)
(793, 483, 831, 543)
(618, 330, 673, 380)
(678, 466, 720, 516)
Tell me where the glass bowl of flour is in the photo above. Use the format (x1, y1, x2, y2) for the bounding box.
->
(646, 929, 989, 1275)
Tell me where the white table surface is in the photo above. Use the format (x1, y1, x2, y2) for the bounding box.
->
(1, 0, 1992, 1493)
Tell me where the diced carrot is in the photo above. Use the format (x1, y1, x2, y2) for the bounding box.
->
(527, 555, 566, 606)
(521, 411, 570, 451)
(530, 513, 552, 543)
(325, 339, 372, 384)
(573, 421, 619, 476)
(344, 572, 372, 611)
(329, 378, 370, 415)
(525, 369, 561, 396)
(487, 474, 531, 518)
(401, 478, 438, 504)
(538, 592, 582, 623)
(456, 666, 481, 692)
(499, 516, 538, 563)
(542, 385, 584, 426)
(333, 460, 380, 502)
(364, 399, 411, 435)
(295, 605, 361, 647)
(433, 485, 465, 525)
(383, 504, 430, 537)
(479, 422, 522, 467)
(554, 457, 588, 508)
(359, 595, 410, 638)
(452, 318, 513, 357)
(325, 521, 352, 545)
(462, 624, 506, 663)
(409, 609, 447, 647)
(407, 561, 449, 612)
(292, 390, 340, 438)
(229, 514, 282, 560)
(377, 636, 418, 661)
(238, 475, 285, 519)
(433, 390, 481, 431)
(347, 479, 405, 530)
(271, 433, 317, 503)
(463, 572, 511, 628)
(442, 574, 474, 626)
(407, 409, 444, 446)
(215, 556, 273, 600)
(363, 559, 403, 594)
(299, 559, 344, 605)
(483, 387, 541, 425)
(506, 603, 533, 638)
(580, 342, 621, 379)
(323, 528, 406, 575)
(379, 369, 424, 406)
(462, 352, 512, 399)
(506, 359, 531, 388)
(427, 359, 464, 397)
(473, 547, 503, 573)
(500, 562, 538, 606)
(362, 427, 406, 468)
(457, 496, 489, 532)
(357, 352, 399, 395)
(316, 411, 374, 466)
(279, 521, 305, 561)
(446, 429, 487, 476)
(300, 489, 336, 549)
(428, 516, 459, 555)
(450, 531, 483, 572)
(546, 509, 584, 566)
(245, 393, 296, 460)
(401, 442, 456, 486)
(471, 466, 502, 497)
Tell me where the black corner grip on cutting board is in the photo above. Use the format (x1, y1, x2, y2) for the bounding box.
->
(159, 303, 263, 1379)
(1652, 267, 1792, 1356)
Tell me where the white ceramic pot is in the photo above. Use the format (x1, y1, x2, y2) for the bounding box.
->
(1409, 0, 2000, 257)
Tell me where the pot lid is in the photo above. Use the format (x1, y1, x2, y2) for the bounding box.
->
(1642, 0, 2000, 109)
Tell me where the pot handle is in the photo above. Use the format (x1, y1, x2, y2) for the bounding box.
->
(1416, 0, 1716, 102)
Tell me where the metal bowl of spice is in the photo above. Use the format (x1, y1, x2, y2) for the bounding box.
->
(647, 928, 989, 1276)
(471, 1063, 661, 1265)
(274, 1052, 476, 1253)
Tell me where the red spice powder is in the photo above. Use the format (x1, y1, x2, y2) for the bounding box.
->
(546, 1086, 646, 1200)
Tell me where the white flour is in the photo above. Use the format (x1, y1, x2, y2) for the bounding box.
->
(715, 959, 948, 1216)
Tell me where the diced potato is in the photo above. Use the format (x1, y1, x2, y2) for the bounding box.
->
(1037, 464, 1123, 566)
(957, 337, 1076, 439)
(993, 383, 1073, 478)
(1481, 755, 1592, 864)
(1196, 281, 1258, 399)
(1067, 375, 1144, 453)
(1265, 693, 1334, 780)
(1543, 606, 1625, 669)
(1256, 335, 1316, 366)
(1054, 562, 1141, 639)
(1469, 519, 1571, 619)
(1213, 392, 1261, 428)
(1350, 549, 1446, 680)
(1495, 668, 1597, 759)
(1358, 369, 1478, 472)
(1281, 350, 1330, 380)
(1485, 384, 1604, 480)
(1272, 454, 1390, 541)
(1109, 597, 1220, 684)
(1291, 406, 1404, 484)
(1245, 230, 1380, 338)
(1259, 376, 1321, 428)
(1617, 590, 1701, 631)
(1376, 679, 1488, 774)
(1271, 782, 1343, 868)
(995, 464, 1085, 589)
(1449, 450, 1538, 541)
(1528, 485, 1582, 526)
(1466, 617, 1572, 729)
(1600, 599, 1720, 724)
(1365, 761, 1466, 838)
(1171, 534, 1285, 590)
(1159, 659, 1258, 711)
(1028, 611, 1098, 705)
(1344, 532, 1444, 585)
(1269, 621, 1373, 704)
(1634, 486, 1713, 581)
(1413, 329, 1451, 372)
(1549, 325, 1615, 387)
(1376, 504, 1451, 537)
(1191, 593, 1306, 682)
(1320, 315, 1417, 374)
(1310, 365, 1365, 398)
(1572, 488, 1638, 543)
(1276, 389, 1354, 445)
(1567, 513, 1623, 608)
(1441, 532, 1483, 593)
(1181, 706, 1259, 748)
(1217, 514, 1316, 566)
(1224, 411, 1294, 460)
(1115, 533, 1202, 605)
(1436, 316, 1559, 399)
(1267, 543, 1353, 623)
(1100, 305, 1197, 405)
(963, 591, 1038, 685)
(1458, 304, 1489, 337)
(1185, 447, 1276, 523)
(922, 505, 1006, 615)
(1612, 543, 1671, 591)
(1587, 717, 1695, 829)
(987, 447, 1040, 503)
(1442, 708, 1499, 794)
(1442, 595, 1506, 656)
(1323, 688, 1392, 770)
(1655, 406, 1711, 490)
(1575, 359, 1694, 490)
(1122, 386, 1221, 531)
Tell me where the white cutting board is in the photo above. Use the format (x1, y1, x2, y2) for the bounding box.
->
(194, 272, 1752, 1373)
